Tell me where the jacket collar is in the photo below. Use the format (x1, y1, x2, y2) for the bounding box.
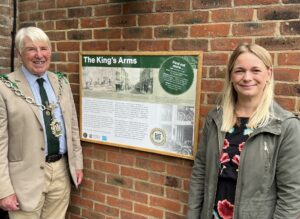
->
(210, 102, 295, 136)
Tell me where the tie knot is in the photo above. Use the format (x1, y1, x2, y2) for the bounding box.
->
(37, 78, 45, 87)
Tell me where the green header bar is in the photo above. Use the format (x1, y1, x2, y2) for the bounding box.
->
(82, 55, 199, 69)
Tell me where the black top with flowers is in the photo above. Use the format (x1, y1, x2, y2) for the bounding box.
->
(213, 118, 251, 219)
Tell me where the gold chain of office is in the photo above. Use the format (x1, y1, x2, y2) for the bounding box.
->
(0, 76, 64, 111)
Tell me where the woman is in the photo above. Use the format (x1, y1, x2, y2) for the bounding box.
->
(188, 43, 300, 219)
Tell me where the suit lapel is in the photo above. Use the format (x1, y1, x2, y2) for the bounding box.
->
(13, 69, 43, 126)
(48, 72, 68, 123)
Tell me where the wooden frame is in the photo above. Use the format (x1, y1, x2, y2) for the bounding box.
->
(79, 51, 202, 159)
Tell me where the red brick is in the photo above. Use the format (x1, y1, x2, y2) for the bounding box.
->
(19, 12, 29, 22)
(211, 38, 252, 51)
(107, 196, 133, 211)
(83, 158, 92, 170)
(107, 153, 135, 166)
(70, 195, 93, 209)
(56, 19, 79, 30)
(135, 181, 164, 196)
(207, 93, 221, 105)
(37, 21, 55, 31)
(209, 66, 227, 79)
(136, 158, 166, 172)
(281, 21, 300, 35)
(68, 53, 79, 62)
(167, 164, 192, 178)
(38, 0, 55, 10)
(193, 0, 231, 9)
(278, 53, 300, 65)
(44, 9, 67, 20)
(173, 11, 209, 24)
(81, 209, 105, 219)
(82, 41, 108, 51)
(166, 212, 187, 219)
(57, 0, 81, 8)
(68, 7, 92, 18)
(139, 13, 170, 26)
(67, 30, 92, 40)
(232, 23, 276, 36)
(257, 6, 299, 20)
(19, 1, 37, 11)
(121, 189, 148, 204)
(94, 182, 119, 195)
(191, 24, 230, 37)
(95, 4, 122, 16)
(82, 0, 106, 5)
(124, 2, 153, 14)
(94, 203, 119, 217)
(235, 0, 278, 5)
(121, 166, 149, 180)
(107, 174, 133, 189)
(149, 173, 165, 185)
(256, 37, 300, 50)
(57, 42, 80, 51)
(80, 18, 106, 28)
(172, 39, 208, 51)
(94, 160, 119, 174)
(156, 0, 190, 12)
(275, 82, 298, 96)
(108, 15, 136, 27)
(94, 29, 121, 39)
(203, 53, 229, 65)
(120, 211, 147, 219)
(275, 97, 296, 111)
(155, 26, 188, 38)
(274, 68, 299, 82)
(166, 187, 189, 202)
(90, 148, 106, 160)
(134, 203, 164, 218)
(150, 196, 181, 212)
(201, 79, 224, 92)
(47, 31, 66, 41)
(82, 188, 105, 203)
(29, 11, 43, 21)
(109, 41, 137, 51)
(212, 8, 254, 22)
(139, 40, 170, 51)
(123, 27, 152, 39)
(84, 169, 105, 182)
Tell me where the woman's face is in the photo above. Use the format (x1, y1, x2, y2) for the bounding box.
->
(231, 52, 272, 102)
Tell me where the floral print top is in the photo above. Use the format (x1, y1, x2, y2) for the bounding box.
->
(213, 118, 252, 219)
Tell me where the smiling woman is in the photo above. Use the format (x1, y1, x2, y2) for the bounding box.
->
(188, 43, 300, 219)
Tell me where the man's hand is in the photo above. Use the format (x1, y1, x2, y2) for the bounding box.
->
(75, 169, 83, 186)
(0, 194, 19, 211)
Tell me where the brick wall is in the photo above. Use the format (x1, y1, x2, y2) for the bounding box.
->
(17, 0, 300, 218)
(0, 0, 13, 74)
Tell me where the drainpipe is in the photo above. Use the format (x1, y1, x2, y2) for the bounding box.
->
(10, 0, 17, 72)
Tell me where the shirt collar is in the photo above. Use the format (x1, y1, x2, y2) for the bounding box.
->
(22, 65, 49, 86)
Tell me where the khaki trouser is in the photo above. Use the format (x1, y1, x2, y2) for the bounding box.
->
(9, 157, 71, 219)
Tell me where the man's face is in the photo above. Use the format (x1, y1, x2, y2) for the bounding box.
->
(19, 37, 51, 76)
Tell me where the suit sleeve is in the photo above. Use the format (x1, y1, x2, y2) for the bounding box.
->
(0, 92, 15, 199)
(274, 117, 300, 218)
(187, 115, 210, 218)
(68, 83, 83, 170)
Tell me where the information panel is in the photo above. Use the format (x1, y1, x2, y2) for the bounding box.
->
(79, 51, 202, 159)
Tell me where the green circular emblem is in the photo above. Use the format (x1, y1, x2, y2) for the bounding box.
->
(159, 57, 194, 95)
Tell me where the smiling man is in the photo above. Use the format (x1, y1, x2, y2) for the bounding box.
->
(0, 26, 83, 219)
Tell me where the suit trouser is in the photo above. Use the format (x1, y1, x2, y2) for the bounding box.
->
(9, 157, 71, 219)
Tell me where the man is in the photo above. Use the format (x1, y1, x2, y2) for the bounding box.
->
(0, 26, 83, 219)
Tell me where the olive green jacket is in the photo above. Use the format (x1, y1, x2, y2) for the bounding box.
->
(188, 102, 300, 219)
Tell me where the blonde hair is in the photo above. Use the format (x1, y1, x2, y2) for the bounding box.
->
(221, 43, 274, 131)
(15, 26, 51, 67)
